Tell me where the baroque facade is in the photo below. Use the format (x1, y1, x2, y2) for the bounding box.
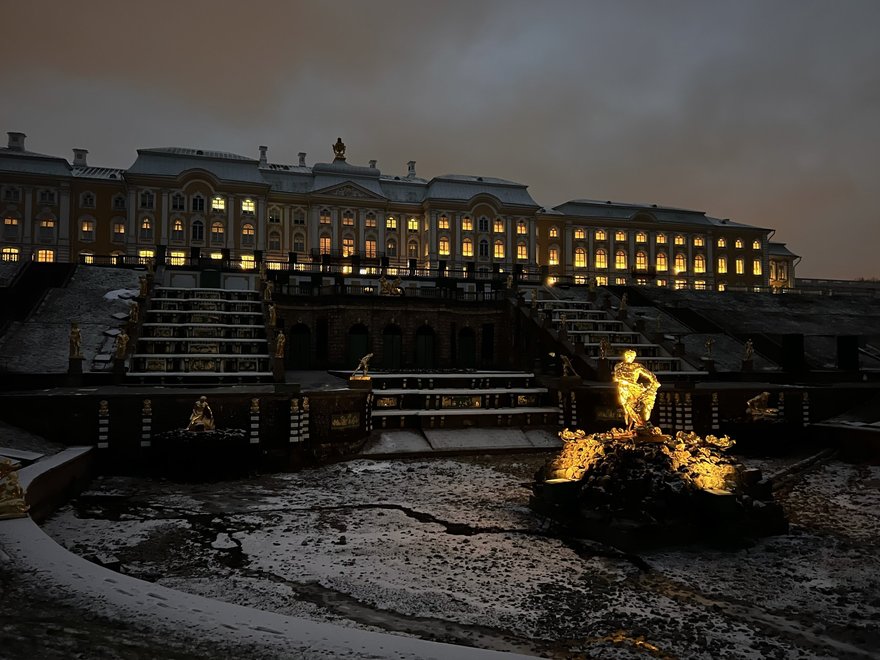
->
(0, 131, 798, 290)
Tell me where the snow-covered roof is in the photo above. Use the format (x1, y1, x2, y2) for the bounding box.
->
(769, 242, 799, 258)
(0, 148, 72, 177)
(127, 149, 266, 184)
(426, 175, 539, 208)
(72, 166, 126, 180)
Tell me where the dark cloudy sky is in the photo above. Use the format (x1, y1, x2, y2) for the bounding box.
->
(3, 0, 879, 278)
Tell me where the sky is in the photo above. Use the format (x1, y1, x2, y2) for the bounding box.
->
(3, 0, 879, 279)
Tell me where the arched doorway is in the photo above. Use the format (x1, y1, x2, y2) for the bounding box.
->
(287, 323, 311, 369)
(346, 323, 369, 370)
(415, 325, 436, 369)
(457, 327, 476, 369)
(382, 324, 402, 370)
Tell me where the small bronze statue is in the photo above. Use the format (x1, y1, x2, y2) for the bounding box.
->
(619, 293, 628, 312)
(129, 301, 139, 324)
(187, 396, 215, 431)
(744, 339, 754, 361)
(114, 330, 129, 359)
(268, 303, 277, 327)
(598, 337, 610, 360)
(705, 337, 715, 359)
(69, 322, 82, 359)
(746, 392, 778, 421)
(274, 331, 286, 358)
(264, 280, 274, 302)
(352, 352, 374, 378)
(560, 354, 579, 378)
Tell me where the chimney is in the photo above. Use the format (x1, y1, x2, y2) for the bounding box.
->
(7, 132, 26, 151)
(73, 148, 88, 167)
(407, 160, 416, 178)
(369, 159, 377, 169)
(259, 145, 268, 167)
(298, 152, 307, 167)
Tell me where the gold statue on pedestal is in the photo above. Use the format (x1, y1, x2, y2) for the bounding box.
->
(560, 354, 579, 378)
(274, 331, 286, 358)
(69, 322, 82, 359)
(187, 396, 215, 431)
(114, 330, 129, 359)
(351, 352, 374, 379)
(613, 349, 660, 431)
(0, 458, 29, 519)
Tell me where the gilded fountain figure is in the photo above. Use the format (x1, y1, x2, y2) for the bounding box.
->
(612, 349, 660, 431)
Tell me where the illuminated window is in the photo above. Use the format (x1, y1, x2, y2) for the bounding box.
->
(717, 237, 727, 248)
(656, 252, 668, 272)
(635, 251, 648, 270)
(168, 250, 186, 266)
(386, 215, 397, 230)
(595, 248, 608, 269)
(407, 217, 419, 231)
(112, 221, 125, 242)
(717, 282, 726, 292)
(615, 250, 627, 270)
(462, 238, 473, 257)
(493, 240, 505, 259)
(212, 196, 225, 213)
(438, 214, 449, 230)
(461, 215, 473, 231)
(3, 216, 19, 239)
(656, 233, 667, 244)
(674, 252, 687, 273)
(575, 275, 587, 285)
(517, 242, 527, 260)
(549, 226, 559, 238)
(113, 195, 126, 211)
(636, 231, 647, 243)
(656, 278, 666, 287)
(493, 218, 504, 233)
(80, 192, 95, 208)
(615, 277, 627, 285)
(717, 256, 727, 274)
(478, 217, 489, 232)
(735, 238, 744, 249)
(736, 257, 744, 274)
(478, 239, 489, 257)
(191, 219, 204, 242)
(1, 246, 20, 262)
(171, 219, 184, 242)
(752, 239, 761, 250)
(574, 247, 586, 268)
(635, 277, 647, 286)
(210, 221, 224, 244)
(293, 233, 305, 253)
(674, 279, 688, 290)
(209, 251, 223, 260)
(753, 259, 762, 275)
(80, 219, 95, 241)
(191, 195, 205, 212)
(138, 249, 155, 264)
(268, 208, 282, 223)
(365, 239, 377, 258)
(693, 236, 704, 247)
(517, 220, 528, 235)
(674, 235, 685, 246)
(574, 228, 585, 240)
(240, 254, 255, 270)
(694, 280, 707, 290)
(242, 198, 255, 215)
(139, 191, 154, 209)
(293, 209, 306, 225)
(408, 240, 419, 258)
(320, 234, 332, 255)
(694, 254, 706, 273)
(241, 223, 255, 247)
(269, 231, 282, 252)
(386, 238, 397, 257)
(439, 236, 450, 256)
(595, 229, 607, 241)
(139, 217, 153, 240)
(615, 230, 626, 242)
(548, 247, 559, 265)
(36, 249, 55, 263)
(342, 236, 355, 257)
(595, 275, 608, 286)
(78, 252, 94, 264)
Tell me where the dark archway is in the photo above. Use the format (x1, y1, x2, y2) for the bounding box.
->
(382, 324, 403, 370)
(346, 323, 369, 370)
(457, 327, 476, 369)
(415, 325, 436, 369)
(287, 323, 311, 369)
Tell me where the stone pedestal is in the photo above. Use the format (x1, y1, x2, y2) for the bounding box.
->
(597, 357, 612, 382)
(559, 375, 582, 389)
(617, 310, 628, 321)
(701, 358, 715, 373)
(674, 341, 686, 357)
(68, 357, 83, 375)
(273, 356, 286, 383)
(741, 359, 754, 373)
(349, 376, 373, 391)
(113, 358, 125, 384)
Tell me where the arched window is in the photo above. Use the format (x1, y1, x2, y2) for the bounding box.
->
(636, 231, 647, 243)
(493, 218, 504, 233)
(717, 237, 727, 248)
(191, 219, 204, 242)
(615, 250, 627, 270)
(461, 215, 473, 231)
(694, 254, 706, 273)
(595, 248, 607, 269)
(635, 250, 648, 270)
(574, 247, 586, 268)
(548, 247, 559, 265)
(139, 217, 153, 240)
(364, 212, 376, 228)
(191, 195, 205, 212)
(293, 209, 306, 225)
(242, 223, 255, 247)
(517, 242, 527, 260)
(478, 239, 489, 257)
(615, 230, 626, 242)
(753, 259, 762, 275)
(674, 235, 685, 246)
(693, 236, 705, 247)
(478, 216, 489, 232)
(408, 240, 419, 258)
(210, 221, 224, 244)
(80, 192, 95, 208)
(517, 220, 528, 235)
(674, 252, 687, 273)
(171, 218, 184, 242)
(170, 192, 184, 211)
(493, 240, 504, 259)
(549, 226, 559, 238)
(268, 207, 282, 223)
(595, 229, 607, 241)
(735, 238, 744, 249)
(752, 239, 761, 250)
(438, 214, 449, 229)
(293, 233, 306, 253)
(320, 209, 331, 225)
(269, 231, 282, 252)
(80, 219, 95, 242)
(717, 256, 727, 274)
(574, 228, 585, 240)
(439, 236, 450, 256)
(656, 233, 667, 245)
(386, 238, 397, 257)
(462, 238, 473, 257)
(656, 252, 668, 272)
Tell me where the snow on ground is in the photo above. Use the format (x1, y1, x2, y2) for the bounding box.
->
(41, 454, 880, 659)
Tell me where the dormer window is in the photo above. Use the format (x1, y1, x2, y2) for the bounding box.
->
(80, 192, 95, 209)
(191, 195, 205, 212)
(212, 196, 226, 213)
(241, 198, 255, 215)
(140, 191, 155, 209)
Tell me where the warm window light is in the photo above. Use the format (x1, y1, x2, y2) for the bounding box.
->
(439, 237, 450, 256)
(674, 235, 685, 246)
(735, 239, 744, 249)
(717, 237, 727, 248)
(636, 232, 647, 243)
(615, 250, 627, 269)
(595, 275, 608, 286)
(656, 234, 667, 244)
(574, 248, 586, 268)
(595, 248, 608, 269)
(718, 256, 728, 274)
(517, 221, 528, 236)
(493, 240, 505, 259)
(493, 218, 504, 233)
(408, 217, 419, 231)
(212, 196, 225, 212)
(438, 214, 449, 230)
(694, 236, 705, 247)
(574, 228, 585, 240)
(242, 198, 255, 214)
(240, 254, 256, 270)
(656, 252, 668, 271)
(615, 230, 626, 242)
(517, 243, 528, 260)
(635, 251, 647, 270)
(549, 226, 559, 238)
(210, 252, 223, 260)
(80, 252, 94, 264)
(168, 250, 186, 266)
(386, 215, 397, 230)
(548, 247, 559, 265)
(461, 215, 473, 231)
(267, 261, 282, 271)
(462, 238, 473, 257)
(752, 240, 761, 250)
(753, 259, 762, 275)
(595, 229, 606, 241)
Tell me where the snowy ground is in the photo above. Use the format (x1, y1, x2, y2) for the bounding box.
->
(37, 454, 880, 659)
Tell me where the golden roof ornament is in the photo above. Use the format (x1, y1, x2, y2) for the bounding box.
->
(333, 137, 346, 161)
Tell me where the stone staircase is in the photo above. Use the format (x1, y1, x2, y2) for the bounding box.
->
(127, 287, 272, 384)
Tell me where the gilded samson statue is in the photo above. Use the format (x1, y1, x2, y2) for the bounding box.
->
(612, 349, 660, 431)
(187, 396, 215, 431)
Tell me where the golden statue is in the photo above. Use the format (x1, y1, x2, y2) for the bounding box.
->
(744, 339, 754, 361)
(138, 275, 148, 297)
(506, 274, 513, 289)
(333, 137, 346, 160)
(379, 275, 402, 296)
(264, 280, 274, 301)
(187, 396, 215, 431)
(746, 392, 778, 421)
(114, 330, 129, 359)
(613, 349, 660, 431)
(274, 331, 286, 358)
(598, 337, 610, 360)
(560, 354, 579, 378)
(619, 293, 628, 312)
(705, 337, 715, 359)
(129, 301, 139, 324)
(69, 322, 82, 359)
(0, 458, 29, 519)
(268, 303, 276, 327)
(352, 352, 374, 379)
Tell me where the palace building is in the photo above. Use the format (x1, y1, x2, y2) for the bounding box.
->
(0, 131, 798, 290)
